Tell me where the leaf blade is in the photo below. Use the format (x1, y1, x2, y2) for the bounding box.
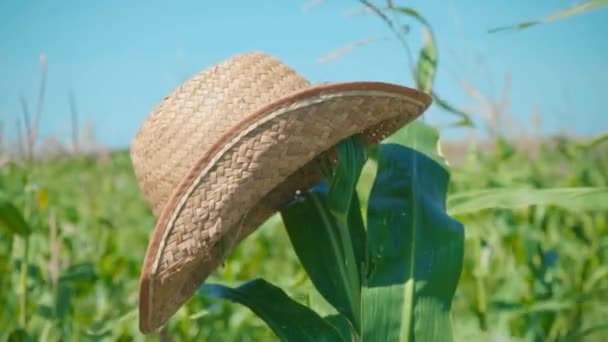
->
(448, 187, 608, 215)
(281, 188, 356, 325)
(281, 137, 367, 333)
(0, 199, 31, 237)
(199, 279, 343, 341)
(488, 0, 608, 33)
(384, 120, 450, 170)
(362, 144, 464, 341)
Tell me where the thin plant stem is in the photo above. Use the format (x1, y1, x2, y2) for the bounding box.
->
(15, 119, 25, 162)
(69, 91, 79, 155)
(19, 97, 33, 163)
(19, 235, 30, 328)
(19, 182, 34, 329)
(33, 55, 48, 144)
(359, 0, 416, 80)
(473, 235, 488, 331)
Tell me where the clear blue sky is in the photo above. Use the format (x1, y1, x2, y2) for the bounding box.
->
(1, 0, 607, 148)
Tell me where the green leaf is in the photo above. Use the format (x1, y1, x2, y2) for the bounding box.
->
(576, 130, 608, 149)
(545, 0, 608, 21)
(447, 187, 608, 215)
(489, 0, 608, 33)
(384, 120, 449, 170)
(362, 144, 464, 341)
(281, 136, 366, 333)
(324, 314, 356, 342)
(327, 136, 367, 223)
(430, 92, 474, 127)
(56, 282, 72, 322)
(282, 186, 363, 333)
(391, 7, 436, 94)
(58, 262, 97, 283)
(391, 7, 430, 26)
(414, 27, 437, 93)
(327, 137, 367, 311)
(0, 199, 31, 237)
(488, 21, 539, 34)
(199, 279, 343, 341)
(391, 6, 473, 126)
(7, 328, 29, 342)
(37, 305, 54, 320)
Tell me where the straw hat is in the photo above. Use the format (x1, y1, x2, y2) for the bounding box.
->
(130, 51, 431, 333)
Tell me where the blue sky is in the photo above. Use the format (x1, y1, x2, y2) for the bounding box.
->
(1, 0, 607, 148)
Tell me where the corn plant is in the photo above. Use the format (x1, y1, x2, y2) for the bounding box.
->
(198, 135, 465, 341)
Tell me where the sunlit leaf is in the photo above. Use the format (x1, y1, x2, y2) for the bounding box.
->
(0, 199, 30, 236)
(448, 187, 608, 215)
(199, 279, 343, 341)
(415, 27, 437, 93)
(384, 120, 449, 170)
(545, 0, 608, 21)
(489, 0, 608, 33)
(36, 187, 49, 210)
(362, 144, 464, 341)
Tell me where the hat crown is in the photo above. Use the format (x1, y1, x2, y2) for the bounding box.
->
(130, 52, 311, 215)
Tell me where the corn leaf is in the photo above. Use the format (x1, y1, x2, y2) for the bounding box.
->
(59, 262, 97, 283)
(199, 279, 343, 341)
(430, 92, 474, 127)
(391, 7, 435, 94)
(384, 120, 449, 170)
(362, 144, 464, 341)
(324, 314, 356, 342)
(489, 0, 608, 33)
(282, 185, 364, 334)
(281, 137, 366, 332)
(0, 199, 31, 237)
(414, 27, 437, 94)
(391, 6, 473, 126)
(448, 187, 608, 215)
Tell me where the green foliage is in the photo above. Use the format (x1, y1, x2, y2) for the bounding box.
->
(1, 123, 608, 340)
(208, 137, 463, 341)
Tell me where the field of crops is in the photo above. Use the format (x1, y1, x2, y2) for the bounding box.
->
(1, 123, 607, 341)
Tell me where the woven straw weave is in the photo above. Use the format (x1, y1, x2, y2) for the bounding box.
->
(130, 52, 431, 333)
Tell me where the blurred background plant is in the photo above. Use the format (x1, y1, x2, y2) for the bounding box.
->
(1, 0, 607, 341)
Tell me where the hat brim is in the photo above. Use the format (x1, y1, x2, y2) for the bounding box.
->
(138, 81, 431, 333)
